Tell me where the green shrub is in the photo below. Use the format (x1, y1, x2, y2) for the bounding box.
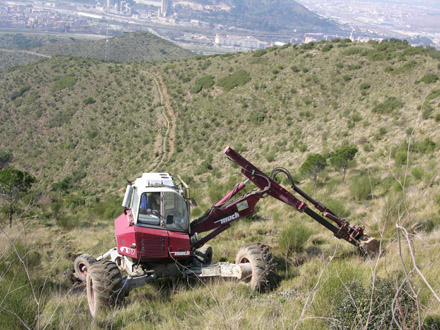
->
(216, 70, 251, 91)
(249, 110, 266, 123)
(90, 194, 122, 219)
(0, 242, 43, 328)
(265, 151, 276, 162)
(83, 97, 96, 105)
(291, 65, 300, 72)
(87, 130, 98, 139)
(279, 222, 312, 256)
(411, 167, 424, 181)
(342, 74, 351, 82)
(301, 42, 314, 50)
(298, 144, 307, 152)
(373, 97, 404, 114)
(350, 175, 372, 200)
(323, 198, 350, 219)
(52, 75, 77, 91)
(322, 44, 333, 52)
(191, 75, 214, 93)
(395, 150, 408, 165)
(414, 137, 436, 154)
(359, 82, 371, 91)
(342, 47, 364, 56)
(10, 85, 30, 100)
(420, 73, 438, 84)
(252, 49, 267, 57)
(393, 60, 417, 74)
(330, 278, 417, 330)
(421, 90, 440, 119)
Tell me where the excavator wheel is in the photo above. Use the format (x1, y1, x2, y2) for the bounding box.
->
(73, 254, 96, 282)
(235, 243, 276, 292)
(86, 261, 125, 318)
(195, 245, 213, 264)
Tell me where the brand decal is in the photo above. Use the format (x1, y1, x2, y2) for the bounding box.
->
(214, 212, 240, 225)
(120, 246, 136, 255)
(236, 201, 249, 212)
(170, 251, 190, 256)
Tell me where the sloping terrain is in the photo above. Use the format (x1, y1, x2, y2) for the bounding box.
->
(34, 32, 196, 62)
(1, 39, 440, 329)
(0, 32, 195, 72)
(0, 49, 46, 72)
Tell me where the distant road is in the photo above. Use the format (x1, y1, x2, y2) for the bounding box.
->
(0, 48, 52, 58)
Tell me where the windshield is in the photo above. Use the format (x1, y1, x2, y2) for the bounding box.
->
(137, 191, 189, 231)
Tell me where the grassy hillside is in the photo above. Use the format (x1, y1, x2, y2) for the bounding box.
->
(34, 32, 196, 62)
(0, 32, 195, 72)
(1, 39, 440, 329)
(0, 49, 44, 72)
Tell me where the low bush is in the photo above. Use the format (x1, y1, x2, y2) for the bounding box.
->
(52, 75, 77, 91)
(330, 278, 417, 330)
(216, 70, 251, 91)
(252, 49, 267, 57)
(279, 221, 312, 256)
(0, 243, 44, 328)
(350, 174, 372, 200)
(10, 85, 30, 100)
(322, 44, 333, 52)
(373, 97, 404, 114)
(191, 75, 214, 93)
(420, 73, 439, 84)
(322, 198, 350, 218)
(395, 150, 408, 166)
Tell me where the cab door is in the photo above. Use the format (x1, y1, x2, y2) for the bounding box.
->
(162, 191, 191, 259)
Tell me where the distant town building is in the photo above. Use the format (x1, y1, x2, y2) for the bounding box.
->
(160, 0, 172, 17)
(215, 34, 267, 49)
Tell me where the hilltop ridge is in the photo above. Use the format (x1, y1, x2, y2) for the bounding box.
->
(0, 31, 195, 71)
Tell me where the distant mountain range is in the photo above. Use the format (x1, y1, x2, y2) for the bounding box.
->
(176, 0, 342, 33)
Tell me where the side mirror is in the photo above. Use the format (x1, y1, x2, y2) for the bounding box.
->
(190, 198, 197, 207)
(122, 185, 133, 208)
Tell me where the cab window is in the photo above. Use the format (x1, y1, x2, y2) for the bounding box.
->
(163, 192, 188, 231)
(138, 192, 160, 225)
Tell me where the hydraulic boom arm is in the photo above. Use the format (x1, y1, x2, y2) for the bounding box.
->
(190, 146, 378, 255)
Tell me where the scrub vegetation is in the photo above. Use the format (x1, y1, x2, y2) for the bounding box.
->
(1, 37, 440, 329)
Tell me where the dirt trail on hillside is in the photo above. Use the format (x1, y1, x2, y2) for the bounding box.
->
(154, 72, 176, 158)
(148, 71, 176, 171)
(0, 48, 52, 58)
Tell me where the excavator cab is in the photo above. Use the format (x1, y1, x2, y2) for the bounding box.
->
(123, 173, 190, 232)
(116, 173, 192, 262)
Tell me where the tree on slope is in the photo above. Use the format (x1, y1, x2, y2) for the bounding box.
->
(0, 168, 35, 227)
(300, 153, 327, 187)
(330, 146, 358, 182)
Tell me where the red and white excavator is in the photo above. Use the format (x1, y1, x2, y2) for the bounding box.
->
(73, 146, 379, 317)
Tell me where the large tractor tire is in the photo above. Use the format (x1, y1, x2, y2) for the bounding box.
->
(235, 243, 276, 292)
(86, 261, 125, 318)
(73, 254, 96, 282)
